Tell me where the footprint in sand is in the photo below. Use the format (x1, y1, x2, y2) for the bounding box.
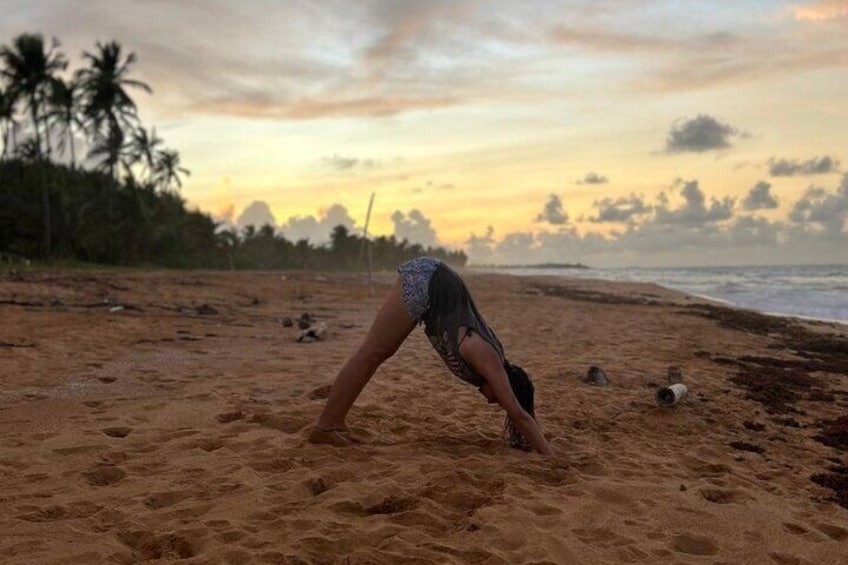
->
(304, 476, 332, 496)
(192, 438, 225, 452)
(216, 411, 244, 424)
(769, 552, 803, 565)
(670, 533, 718, 556)
(53, 445, 103, 456)
(156, 428, 201, 442)
(782, 522, 809, 535)
(365, 496, 420, 515)
(250, 412, 308, 434)
(307, 384, 332, 400)
(15, 501, 102, 522)
(98, 451, 129, 465)
(248, 457, 296, 473)
(102, 427, 133, 438)
(571, 527, 636, 549)
(698, 487, 751, 504)
(144, 491, 188, 509)
(688, 459, 731, 478)
(814, 522, 848, 541)
(215, 529, 246, 544)
(83, 466, 127, 486)
(117, 530, 198, 561)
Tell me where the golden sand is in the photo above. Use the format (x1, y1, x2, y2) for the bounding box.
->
(1, 269, 846, 564)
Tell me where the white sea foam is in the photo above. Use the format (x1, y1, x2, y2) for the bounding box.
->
(478, 264, 848, 324)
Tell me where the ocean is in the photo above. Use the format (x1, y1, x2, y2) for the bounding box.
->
(477, 264, 848, 324)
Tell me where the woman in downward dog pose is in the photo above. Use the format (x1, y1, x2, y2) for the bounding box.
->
(309, 256, 552, 456)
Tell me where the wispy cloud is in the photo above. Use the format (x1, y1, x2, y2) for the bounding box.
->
(549, 27, 674, 53)
(793, 1, 848, 22)
(322, 154, 380, 171)
(191, 95, 462, 120)
(768, 155, 840, 176)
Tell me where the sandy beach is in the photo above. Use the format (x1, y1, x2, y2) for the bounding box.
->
(1, 268, 847, 564)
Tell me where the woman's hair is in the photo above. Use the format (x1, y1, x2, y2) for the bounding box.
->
(503, 361, 535, 451)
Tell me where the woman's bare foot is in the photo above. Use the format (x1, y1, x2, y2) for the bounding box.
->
(307, 427, 363, 446)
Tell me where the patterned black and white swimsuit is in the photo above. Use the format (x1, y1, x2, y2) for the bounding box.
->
(397, 256, 505, 387)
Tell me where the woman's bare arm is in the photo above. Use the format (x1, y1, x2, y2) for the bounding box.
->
(458, 332, 553, 456)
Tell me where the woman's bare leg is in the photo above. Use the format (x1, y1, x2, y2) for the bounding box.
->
(312, 278, 416, 438)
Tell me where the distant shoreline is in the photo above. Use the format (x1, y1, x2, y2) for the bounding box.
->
(468, 262, 590, 270)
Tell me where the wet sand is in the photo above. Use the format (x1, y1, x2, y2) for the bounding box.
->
(1, 268, 847, 564)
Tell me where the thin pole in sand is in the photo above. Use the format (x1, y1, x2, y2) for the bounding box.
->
(360, 192, 376, 297)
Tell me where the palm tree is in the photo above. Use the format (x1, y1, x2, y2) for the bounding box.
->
(153, 148, 189, 191)
(88, 125, 126, 176)
(0, 33, 67, 159)
(46, 77, 83, 168)
(0, 87, 17, 161)
(127, 126, 163, 183)
(1, 34, 67, 258)
(75, 40, 151, 180)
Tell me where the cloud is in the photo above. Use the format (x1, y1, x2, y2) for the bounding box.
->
(212, 203, 236, 231)
(727, 215, 783, 246)
(280, 203, 357, 245)
(653, 180, 735, 225)
(322, 154, 379, 171)
(589, 194, 651, 223)
(535, 194, 569, 225)
(391, 208, 438, 247)
(793, 1, 848, 22)
(193, 95, 462, 120)
(465, 225, 496, 262)
(236, 201, 277, 231)
(411, 179, 455, 193)
(550, 27, 673, 53)
(496, 231, 536, 256)
(768, 155, 840, 176)
(578, 172, 608, 185)
(788, 173, 848, 234)
(665, 114, 741, 153)
(616, 24, 848, 92)
(547, 25, 848, 93)
(742, 181, 779, 211)
(464, 176, 848, 267)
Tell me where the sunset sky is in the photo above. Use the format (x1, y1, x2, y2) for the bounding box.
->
(3, 0, 847, 266)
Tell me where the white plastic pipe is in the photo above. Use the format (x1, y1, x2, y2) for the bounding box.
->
(656, 383, 688, 407)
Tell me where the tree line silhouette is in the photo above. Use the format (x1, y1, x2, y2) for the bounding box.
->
(0, 33, 466, 270)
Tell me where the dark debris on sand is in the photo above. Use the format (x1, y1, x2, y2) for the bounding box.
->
(729, 441, 766, 454)
(815, 416, 848, 451)
(811, 463, 848, 509)
(728, 364, 821, 414)
(528, 283, 664, 306)
(683, 303, 802, 336)
(692, 302, 848, 415)
(688, 301, 848, 510)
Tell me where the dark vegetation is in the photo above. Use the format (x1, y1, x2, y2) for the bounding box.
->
(0, 33, 465, 270)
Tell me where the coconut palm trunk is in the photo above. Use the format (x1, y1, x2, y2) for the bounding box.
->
(29, 101, 42, 158)
(69, 129, 75, 168)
